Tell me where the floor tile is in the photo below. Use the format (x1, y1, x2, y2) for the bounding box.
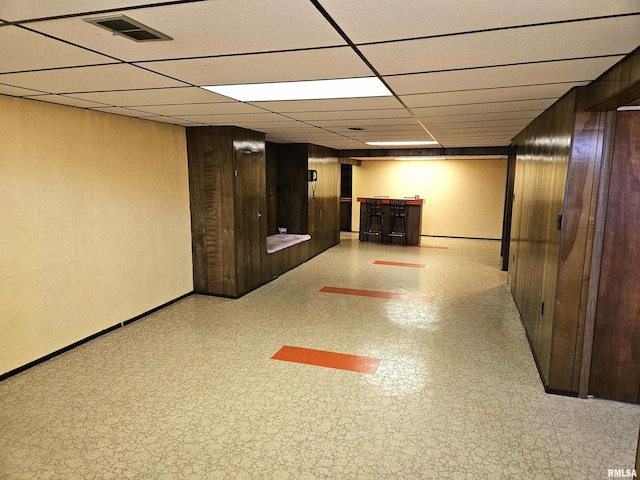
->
(0, 233, 638, 479)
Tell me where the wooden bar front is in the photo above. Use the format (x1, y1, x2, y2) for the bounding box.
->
(356, 198, 423, 245)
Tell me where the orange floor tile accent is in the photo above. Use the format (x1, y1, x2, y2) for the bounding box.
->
(373, 260, 425, 268)
(320, 286, 434, 303)
(272, 346, 380, 374)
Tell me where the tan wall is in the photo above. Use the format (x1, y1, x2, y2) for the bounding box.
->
(0, 95, 193, 375)
(351, 158, 507, 238)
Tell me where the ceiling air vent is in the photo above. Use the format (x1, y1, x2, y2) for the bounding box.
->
(84, 15, 172, 42)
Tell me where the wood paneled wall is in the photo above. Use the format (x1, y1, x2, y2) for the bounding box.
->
(308, 144, 340, 257)
(510, 91, 576, 386)
(587, 46, 640, 110)
(268, 142, 309, 234)
(509, 87, 609, 393)
(589, 111, 640, 403)
(187, 126, 267, 298)
(265, 142, 278, 236)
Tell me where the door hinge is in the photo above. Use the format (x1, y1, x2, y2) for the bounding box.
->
(556, 213, 563, 231)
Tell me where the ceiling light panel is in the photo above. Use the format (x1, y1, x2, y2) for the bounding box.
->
(360, 16, 640, 76)
(366, 141, 439, 146)
(0, 25, 113, 74)
(141, 47, 372, 87)
(400, 82, 585, 108)
(69, 87, 233, 107)
(27, 0, 346, 62)
(320, 0, 640, 44)
(203, 77, 391, 102)
(0, 64, 187, 93)
(384, 57, 624, 95)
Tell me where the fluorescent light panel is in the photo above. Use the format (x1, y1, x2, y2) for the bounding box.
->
(366, 140, 439, 146)
(202, 77, 392, 102)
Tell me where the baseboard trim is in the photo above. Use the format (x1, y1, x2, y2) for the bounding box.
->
(0, 291, 193, 382)
(421, 234, 501, 241)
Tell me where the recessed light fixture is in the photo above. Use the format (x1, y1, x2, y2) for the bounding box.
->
(85, 15, 172, 42)
(617, 106, 640, 111)
(201, 77, 392, 102)
(395, 156, 446, 160)
(366, 140, 439, 146)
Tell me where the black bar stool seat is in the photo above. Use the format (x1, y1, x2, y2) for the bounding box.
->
(361, 198, 383, 243)
(387, 199, 407, 245)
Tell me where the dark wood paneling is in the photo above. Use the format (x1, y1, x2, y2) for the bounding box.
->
(357, 201, 423, 245)
(187, 127, 236, 295)
(308, 144, 340, 257)
(587, 46, 640, 110)
(550, 89, 608, 391)
(265, 142, 278, 236)
(339, 146, 510, 158)
(501, 148, 516, 271)
(233, 128, 267, 296)
(509, 91, 577, 386)
(589, 111, 640, 403)
(579, 111, 618, 398)
(187, 126, 266, 298)
(340, 200, 352, 231)
(186, 128, 208, 292)
(266, 241, 309, 279)
(275, 144, 308, 234)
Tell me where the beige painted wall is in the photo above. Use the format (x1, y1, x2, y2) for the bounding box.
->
(352, 158, 507, 238)
(0, 95, 193, 375)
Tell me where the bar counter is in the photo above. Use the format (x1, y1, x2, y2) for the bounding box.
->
(356, 197, 423, 245)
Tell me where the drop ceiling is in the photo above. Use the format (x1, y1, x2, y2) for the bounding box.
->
(1, 0, 638, 149)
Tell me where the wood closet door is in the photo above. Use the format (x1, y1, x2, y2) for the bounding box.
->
(234, 138, 266, 296)
(589, 111, 640, 403)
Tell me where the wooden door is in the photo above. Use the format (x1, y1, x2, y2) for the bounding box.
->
(589, 111, 640, 403)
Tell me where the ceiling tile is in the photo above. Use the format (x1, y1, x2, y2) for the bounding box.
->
(139, 47, 371, 86)
(413, 99, 556, 117)
(131, 102, 266, 116)
(172, 112, 288, 124)
(27, 0, 346, 62)
(308, 117, 421, 127)
(0, 1, 183, 21)
(421, 111, 541, 125)
(250, 96, 402, 113)
(0, 64, 188, 93)
(22, 94, 109, 108)
(385, 56, 624, 94)
(0, 82, 47, 96)
(89, 106, 156, 117)
(400, 82, 586, 108)
(322, 0, 640, 44)
(288, 109, 411, 121)
(70, 87, 232, 106)
(361, 16, 640, 75)
(0, 25, 114, 73)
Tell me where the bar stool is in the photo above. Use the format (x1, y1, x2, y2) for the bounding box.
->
(361, 198, 383, 243)
(387, 199, 407, 245)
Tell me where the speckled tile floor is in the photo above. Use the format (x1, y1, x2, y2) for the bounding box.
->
(1, 233, 638, 479)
